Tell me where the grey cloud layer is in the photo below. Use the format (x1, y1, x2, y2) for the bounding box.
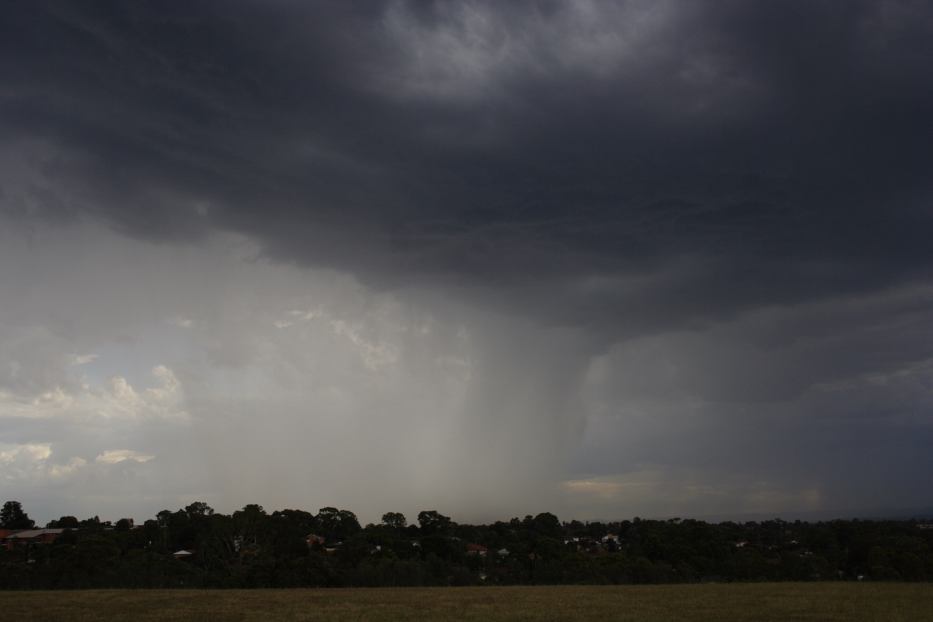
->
(1, 1, 932, 521)
(4, 1, 931, 312)
(0, 225, 596, 522)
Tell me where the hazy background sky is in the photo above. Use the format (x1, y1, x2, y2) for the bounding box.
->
(1, 0, 932, 525)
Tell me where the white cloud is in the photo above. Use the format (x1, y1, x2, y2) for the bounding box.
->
(275, 307, 324, 329)
(0, 444, 88, 483)
(0, 366, 188, 422)
(0, 443, 52, 464)
(168, 316, 194, 328)
(71, 353, 99, 366)
(95, 449, 155, 464)
(49, 457, 88, 478)
(288, 308, 323, 321)
(329, 319, 399, 370)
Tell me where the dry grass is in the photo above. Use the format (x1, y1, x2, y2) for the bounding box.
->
(2, 583, 932, 621)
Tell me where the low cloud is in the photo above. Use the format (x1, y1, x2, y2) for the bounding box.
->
(95, 449, 155, 465)
(562, 470, 824, 519)
(0, 366, 188, 423)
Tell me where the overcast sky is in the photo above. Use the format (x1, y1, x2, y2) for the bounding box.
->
(2, 0, 932, 525)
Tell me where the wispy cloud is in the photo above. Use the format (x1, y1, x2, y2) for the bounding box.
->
(95, 449, 155, 465)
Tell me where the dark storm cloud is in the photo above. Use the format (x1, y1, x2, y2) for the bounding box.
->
(3, 1, 933, 521)
(4, 0, 932, 334)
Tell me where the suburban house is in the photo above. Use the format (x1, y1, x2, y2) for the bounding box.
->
(0, 528, 67, 551)
(466, 543, 488, 556)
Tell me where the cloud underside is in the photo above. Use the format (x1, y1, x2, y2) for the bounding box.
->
(0, 1, 932, 522)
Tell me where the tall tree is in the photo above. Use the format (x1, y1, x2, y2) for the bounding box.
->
(46, 516, 79, 529)
(382, 512, 407, 531)
(185, 501, 214, 518)
(316, 507, 361, 542)
(0, 500, 35, 529)
(417, 510, 452, 536)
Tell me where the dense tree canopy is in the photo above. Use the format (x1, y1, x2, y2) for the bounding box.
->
(1, 500, 932, 589)
(0, 501, 34, 530)
(381, 512, 407, 531)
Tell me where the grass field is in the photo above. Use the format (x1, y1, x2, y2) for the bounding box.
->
(2, 583, 932, 621)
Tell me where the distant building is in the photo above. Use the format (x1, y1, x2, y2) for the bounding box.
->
(466, 543, 488, 556)
(0, 528, 67, 551)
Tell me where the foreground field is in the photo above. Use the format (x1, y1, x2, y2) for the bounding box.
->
(2, 583, 932, 621)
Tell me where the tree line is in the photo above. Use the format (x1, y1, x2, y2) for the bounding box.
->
(1, 500, 932, 588)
